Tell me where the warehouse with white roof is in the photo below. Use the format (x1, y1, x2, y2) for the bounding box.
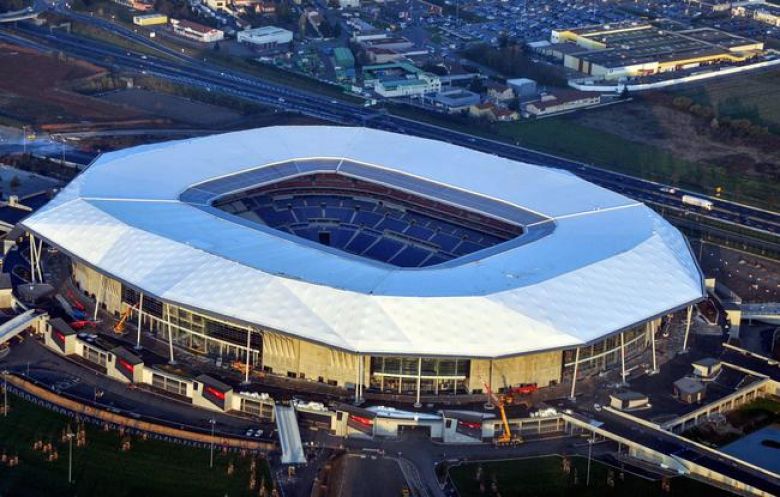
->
(21, 126, 705, 403)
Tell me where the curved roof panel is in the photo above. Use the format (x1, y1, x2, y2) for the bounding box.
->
(22, 126, 704, 357)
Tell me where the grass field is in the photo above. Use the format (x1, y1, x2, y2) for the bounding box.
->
(450, 455, 736, 497)
(0, 395, 272, 497)
(668, 70, 780, 133)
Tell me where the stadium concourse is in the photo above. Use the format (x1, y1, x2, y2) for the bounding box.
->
(20, 126, 705, 404)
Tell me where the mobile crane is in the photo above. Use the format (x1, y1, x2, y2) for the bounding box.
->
(113, 304, 137, 334)
(483, 382, 522, 446)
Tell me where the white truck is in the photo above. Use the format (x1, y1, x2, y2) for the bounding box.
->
(681, 195, 713, 211)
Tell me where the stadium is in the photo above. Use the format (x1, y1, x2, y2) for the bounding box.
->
(21, 126, 705, 401)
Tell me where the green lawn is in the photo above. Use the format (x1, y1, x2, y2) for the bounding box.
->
(0, 395, 272, 497)
(450, 455, 736, 497)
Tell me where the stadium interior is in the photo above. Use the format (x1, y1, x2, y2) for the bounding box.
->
(214, 173, 523, 267)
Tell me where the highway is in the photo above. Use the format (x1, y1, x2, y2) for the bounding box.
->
(1, 20, 779, 237)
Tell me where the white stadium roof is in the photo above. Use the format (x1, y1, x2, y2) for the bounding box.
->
(22, 126, 705, 358)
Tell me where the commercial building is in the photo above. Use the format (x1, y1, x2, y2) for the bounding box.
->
(431, 89, 481, 113)
(507, 78, 538, 100)
(551, 22, 765, 80)
(170, 18, 224, 43)
(332, 47, 356, 81)
(236, 26, 293, 50)
(21, 126, 704, 404)
(732, 2, 780, 27)
(363, 62, 441, 97)
(132, 13, 168, 26)
(484, 80, 514, 103)
(525, 91, 601, 116)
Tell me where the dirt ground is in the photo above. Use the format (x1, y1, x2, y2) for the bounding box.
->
(575, 100, 780, 176)
(100, 88, 243, 127)
(0, 43, 147, 125)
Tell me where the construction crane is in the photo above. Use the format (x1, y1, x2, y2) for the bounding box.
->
(483, 382, 520, 446)
(113, 304, 137, 334)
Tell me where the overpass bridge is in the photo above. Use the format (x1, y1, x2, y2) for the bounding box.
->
(0, 309, 45, 346)
(740, 303, 780, 324)
(562, 410, 780, 497)
(0, 8, 38, 23)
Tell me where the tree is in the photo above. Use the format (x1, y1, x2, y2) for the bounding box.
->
(468, 77, 484, 94)
(9, 175, 21, 191)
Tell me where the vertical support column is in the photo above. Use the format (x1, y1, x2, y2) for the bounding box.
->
(484, 359, 494, 410)
(650, 322, 658, 374)
(620, 332, 627, 385)
(359, 357, 364, 401)
(93, 275, 104, 321)
(414, 357, 422, 408)
(682, 305, 693, 353)
(165, 304, 175, 365)
(28, 233, 36, 284)
(354, 355, 360, 404)
(569, 347, 580, 401)
(35, 238, 44, 282)
(243, 328, 251, 384)
(135, 293, 144, 350)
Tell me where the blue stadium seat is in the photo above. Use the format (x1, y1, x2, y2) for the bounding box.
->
(365, 238, 404, 261)
(404, 225, 434, 241)
(390, 246, 431, 267)
(345, 232, 377, 253)
(431, 233, 459, 252)
(353, 211, 383, 227)
(376, 217, 408, 233)
(454, 240, 484, 256)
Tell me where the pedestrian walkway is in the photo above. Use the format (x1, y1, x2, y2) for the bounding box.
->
(275, 404, 305, 464)
(0, 309, 40, 346)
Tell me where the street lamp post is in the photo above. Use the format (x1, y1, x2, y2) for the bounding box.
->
(3, 370, 7, 417)
(209, 418, 216, 468)
(586, 435, 594, 487)
(66, 429, 75, 484)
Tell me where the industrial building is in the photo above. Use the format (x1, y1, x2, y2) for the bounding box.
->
(21, 126, 704, 404)
(132, 13, 168, 26)
(236, 26, 293, 50)
(524, 90, 601, 117)
(170, 18, 224, 43)
(550, 22, 764, 80)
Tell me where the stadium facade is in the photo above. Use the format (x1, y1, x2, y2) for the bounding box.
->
(21, 126, 705, 400)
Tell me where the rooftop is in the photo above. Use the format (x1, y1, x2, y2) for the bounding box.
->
(21, 126, 705, 358)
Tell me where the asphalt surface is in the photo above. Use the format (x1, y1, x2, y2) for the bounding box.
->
(0, 337, 277, 441)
